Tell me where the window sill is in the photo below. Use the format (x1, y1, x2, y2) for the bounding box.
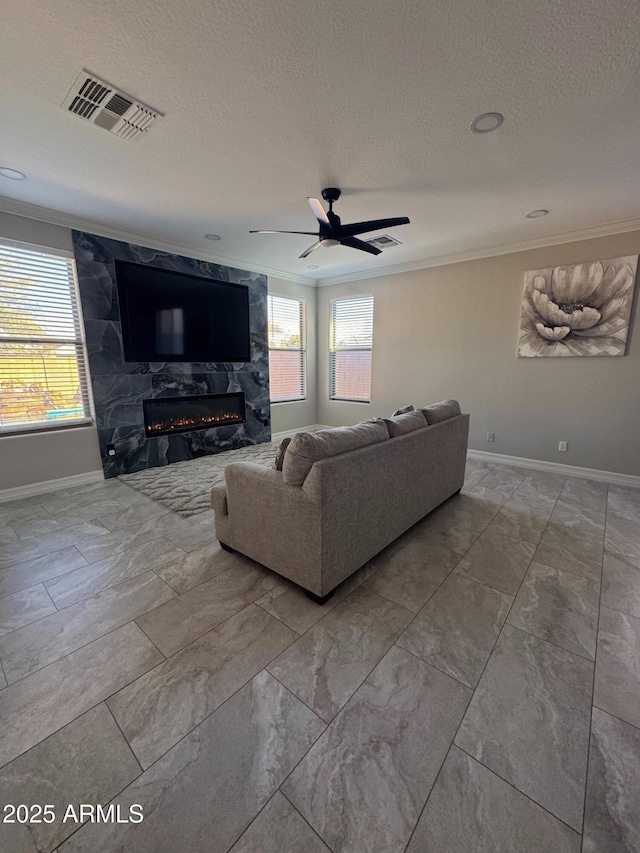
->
(0, 419, 95, 438)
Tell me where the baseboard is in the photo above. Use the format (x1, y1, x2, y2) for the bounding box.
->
(0, 470, 105, 504)
(271, 424, 328, 442)
(467, 449, 640, 488)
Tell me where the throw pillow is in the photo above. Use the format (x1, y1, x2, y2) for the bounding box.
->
(392, 404, 414, 416)
(420, 399, 461, 425)
(383, 410, 429, 437)
(282, 420, 390, 486)
(274, 437, 292, 471)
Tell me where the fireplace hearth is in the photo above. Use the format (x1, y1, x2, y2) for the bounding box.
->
(143, 392, 246, 437)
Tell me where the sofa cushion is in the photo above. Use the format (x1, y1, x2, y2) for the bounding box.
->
(274, 437, 292, 471)
(383, 410, 429, 437)
(392, 404, 414, 416)
(420, 399, 461, 424)
(282, 420, 390, 486)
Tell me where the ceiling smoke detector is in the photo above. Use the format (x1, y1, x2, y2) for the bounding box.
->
(61, 70, 163, 142)
(365, 234, 402, 250)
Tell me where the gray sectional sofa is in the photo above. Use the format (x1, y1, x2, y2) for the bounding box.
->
(211, 400, 469, 602)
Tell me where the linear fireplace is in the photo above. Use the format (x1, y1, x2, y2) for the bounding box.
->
(142, 392, 246, 437)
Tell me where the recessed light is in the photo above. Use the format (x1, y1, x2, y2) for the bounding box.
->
(470, 112, 504, 134)
(526, 209, 549, 218)
(307, 264, 319, 270)
(0, 167, 27, 180)
(204, 233, 221, 241)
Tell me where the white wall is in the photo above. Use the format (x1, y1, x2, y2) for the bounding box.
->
(317, 230, 640, 477)
(267, 276, 318, 433)
(0, 212, 104, 490)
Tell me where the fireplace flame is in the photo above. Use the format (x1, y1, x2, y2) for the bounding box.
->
(146, 412, 243, 433)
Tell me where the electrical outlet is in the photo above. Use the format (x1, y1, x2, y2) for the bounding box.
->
(487, 432, 495, 442)
(106, 443, 116, 457)
(558, 441, 567, 452)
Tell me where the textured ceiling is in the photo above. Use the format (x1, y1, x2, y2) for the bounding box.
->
(1, 0, 640, 282)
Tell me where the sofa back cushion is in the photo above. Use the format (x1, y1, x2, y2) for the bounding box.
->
(392, 404, 414, 416)
(383, 410, 428, 437)
(273, 437, 292, 471)
(282, 420, 390, 486)
(420, 399, 461, 425)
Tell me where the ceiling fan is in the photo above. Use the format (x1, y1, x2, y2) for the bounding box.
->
(250, 187, 410, 258)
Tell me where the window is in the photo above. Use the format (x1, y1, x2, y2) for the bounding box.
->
(330, 295, 374, 402)
(0, 240, 93, 434)
(268, 294, 306, 402)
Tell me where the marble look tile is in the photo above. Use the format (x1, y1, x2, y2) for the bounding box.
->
(455, 625, 593, 831)
(464, 483, 512, 511)
(602, 550, 640, 618)
(0, 622, 162, 768)
(415, 506, 492, 554)
(507, 562, 599, 660)
(561, 477, 608, 509)
(0, 585, 56, 637)
(550, 497, 606, 535)
(58, 671, 325, 853)
(162, 512, 218, 553)
(454, 532, 535, 596)
(257, 563, 375, 635)
(594, 606, 640, 729)
(477, 466, 529, 493)
(155, 542, 243, 594)
(534, 522, 603, 581)
(0, 503, 48, 528)
(44, 537, 185, 608)
(0, 526, 18, 545)
(583, 707, 640, 853)
(0, 522, 109, 570)
(444, 490, 501, 519)
(605, 511, 640, 561)
(365, 539, 449, 612)
(13, 501, 125, 540)
(40, 482, 127, 514)
(99, 499, 171, 532)
(268, 588, 412, 722)
(283, 646, 471, 853)
(230, 793, 330, 853)
(108, 604, 295, 768)
(484, 499, 550, 545)
(0, 572, 175, 683)
(397, 574, 513, 687)
(0, 668, 6, 689)
(462, 459, 496, 488)
(0, 703, 140, 853)
(136, 561, 281, 656)
(0, 546, 88, 598)
(406, 746, 580, 853)
(75, 519, 168, 563)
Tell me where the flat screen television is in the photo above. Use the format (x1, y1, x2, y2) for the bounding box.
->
(114, 260, 251, 362)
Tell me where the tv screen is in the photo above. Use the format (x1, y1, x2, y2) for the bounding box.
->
(115, 260, 251, 363)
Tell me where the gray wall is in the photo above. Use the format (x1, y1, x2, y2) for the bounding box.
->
(317, 230, 640, 476)
(268, 276, 318, 433)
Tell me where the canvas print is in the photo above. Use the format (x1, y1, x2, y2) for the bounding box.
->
(517, 255, 638, 357)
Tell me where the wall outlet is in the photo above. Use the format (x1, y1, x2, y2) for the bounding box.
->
(558, 441, 568, 452)
(106, 443, 116, 457)
(487, 432, 495, 442)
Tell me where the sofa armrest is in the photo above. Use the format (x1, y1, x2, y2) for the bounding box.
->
(210, 483, 228, 516)
(222, 461, 323, 593)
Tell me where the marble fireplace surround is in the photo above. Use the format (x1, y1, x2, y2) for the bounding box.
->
(72, 231, 270, 478)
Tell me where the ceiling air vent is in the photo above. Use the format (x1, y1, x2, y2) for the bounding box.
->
(61, 70, 163, 142)
(365, 234, 403, 250)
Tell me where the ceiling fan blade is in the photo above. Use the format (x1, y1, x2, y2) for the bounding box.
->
(340, 237, 382, 256)
(339, 217, 410, 239)
(307, 197, 330, 226)
(249, 230, 319, 235)
(299, 241, 323, 259)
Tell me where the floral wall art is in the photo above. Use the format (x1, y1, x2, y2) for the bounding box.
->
(517, 255, 638, 357)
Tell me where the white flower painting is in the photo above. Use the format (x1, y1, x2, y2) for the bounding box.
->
(517, 255, 638, 357)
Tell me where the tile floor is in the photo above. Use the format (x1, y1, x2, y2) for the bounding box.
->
(0, 459, 638, 852)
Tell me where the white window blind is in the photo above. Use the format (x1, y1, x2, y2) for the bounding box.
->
(0, 241, 93, 434)
(330, 295, 373, 402)
(268, 294, 306, 402)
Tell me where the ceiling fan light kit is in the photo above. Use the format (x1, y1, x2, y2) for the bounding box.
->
(250, 187, 410, 259)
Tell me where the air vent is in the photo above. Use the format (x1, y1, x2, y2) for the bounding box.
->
(61, 70, 163, 142)
(365, 234, 402, 250)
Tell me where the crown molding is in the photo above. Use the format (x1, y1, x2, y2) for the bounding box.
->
(315, 215, 640, 286)
(0, 196, 316, 287)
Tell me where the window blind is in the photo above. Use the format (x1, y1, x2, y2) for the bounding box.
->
(330, 295, 374, 402)
(0, 242, 93, 434)
(268, 294, 306, 402)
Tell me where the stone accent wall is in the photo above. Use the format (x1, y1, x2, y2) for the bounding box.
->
(72, 231, 270, 477)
